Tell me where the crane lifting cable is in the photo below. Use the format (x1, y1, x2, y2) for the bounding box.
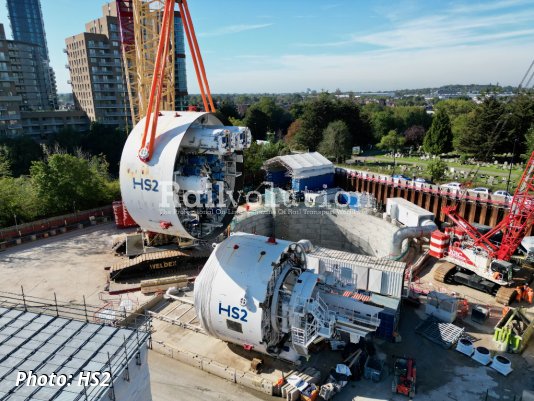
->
(138, 0, 215, 162)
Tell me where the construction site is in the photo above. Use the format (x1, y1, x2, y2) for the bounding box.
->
(1, 1, 534, 401)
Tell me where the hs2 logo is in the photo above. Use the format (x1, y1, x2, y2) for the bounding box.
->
(218, 302, 248, 322)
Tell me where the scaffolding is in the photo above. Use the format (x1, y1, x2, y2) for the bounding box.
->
(133, 0, 175, 123)
(117, 0, 177, 126)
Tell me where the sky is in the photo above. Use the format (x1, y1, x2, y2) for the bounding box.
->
(0, 0, 533, 94)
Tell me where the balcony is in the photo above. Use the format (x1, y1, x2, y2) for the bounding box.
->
(65, 64, 70, 69)
(94, 95, 117, 101)
(63, 48, 68, 53)
(87, 43, 110, 50)
(92, 78, 120, 84)
(67, 80, 72, 85)
(0, 114, 21, 121)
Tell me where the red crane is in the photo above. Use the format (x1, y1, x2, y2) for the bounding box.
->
(442, 150, 534, 261)
(138, 0, 215, 163)
(433, 150, 534, 304)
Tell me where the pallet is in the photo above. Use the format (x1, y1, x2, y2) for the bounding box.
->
(415, 316, 464, 349)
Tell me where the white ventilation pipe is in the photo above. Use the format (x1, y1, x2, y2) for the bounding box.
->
(389, 219, 438, 260)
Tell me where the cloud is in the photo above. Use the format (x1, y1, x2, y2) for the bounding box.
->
(296, 7, 534, 50)
(200, 23, 273, 37)
(449, 0, 532, 14)
(190, 43, 534, 93)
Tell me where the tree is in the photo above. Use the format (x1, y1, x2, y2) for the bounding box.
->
(426, 158, 448, 182)
(48, 127, 84, 153)
(243, 141, 289, 187)
(254, 97, 292, 135)
(0, 149, 11, 177)
(242, 107, 270, 140)
(404, 125, 425, 147)
(524, 125, 534, 158)
(423, 109, 453, 155)
(377, 129, 405, 152)
(30, 153, 118, 215)
(434, 99, 476, 120)
(318, 120, 351, 163)
(506, 94, 534, 157)
(294, 93, 338, 151)
(82, 123, 127, 176)
(456, 97, 505, 159)
(0, 135, 44, 176)
(217, 100, 240, 120)
(294, 93, 370, 151)
(393, 106, 432, 133)
(369, 109, 396, 141)
(284, 119, 303, 146)
(0, 176, 39, 227)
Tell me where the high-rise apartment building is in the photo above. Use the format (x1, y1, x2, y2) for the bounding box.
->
(7, 0, 58, 110)
(0, 24, 22, 135)
(65, 2, 130, 128)
(174, 13, 188, 111)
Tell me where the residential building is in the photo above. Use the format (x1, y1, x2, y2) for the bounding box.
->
(21, 110, 90, 139)
(6, 0, 58, 110)
(65, 2, 130, 128)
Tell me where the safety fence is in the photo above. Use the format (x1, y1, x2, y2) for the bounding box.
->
(0, 205, 113, 249)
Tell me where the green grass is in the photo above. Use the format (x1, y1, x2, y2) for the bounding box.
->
(338, 155, 522, 191)
(374, 155, 522, 176)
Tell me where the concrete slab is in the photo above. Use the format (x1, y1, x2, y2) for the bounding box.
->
(0, 223, 152, 306)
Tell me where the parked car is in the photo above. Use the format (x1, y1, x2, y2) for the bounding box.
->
(494, 190, 513, 201)
(392, 174, 412, 181)
(470, 187, 491, 195)
(414, 177, 434, 184)
(440, 182, 463, 190)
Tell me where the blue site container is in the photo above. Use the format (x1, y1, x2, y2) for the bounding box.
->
(291, 173, 334, 191)
(266, 171, 290, 188)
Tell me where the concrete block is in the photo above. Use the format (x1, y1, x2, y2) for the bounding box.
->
(77, 223, 84, 229)
(30, 235, 37, 241)
(16, 238, 22, 245)
(43, 233, 49, 238)
(50, 229, 56, 236)
(173, 349, 202, 369)
(60, 227, 67, 233)
(201, 359, 236, 383)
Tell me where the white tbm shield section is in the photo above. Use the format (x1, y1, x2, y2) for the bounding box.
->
(120, 111, 251, 239)
(194, 233, 384, 362)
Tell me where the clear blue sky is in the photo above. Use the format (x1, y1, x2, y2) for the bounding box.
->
(0, 0, 533, 94)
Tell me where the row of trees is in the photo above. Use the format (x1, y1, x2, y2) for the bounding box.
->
(0, 122, 126, 178)
(0, 122, 124, 228)
(0, 151, 119, 227)
(217, 93, 533, 163)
